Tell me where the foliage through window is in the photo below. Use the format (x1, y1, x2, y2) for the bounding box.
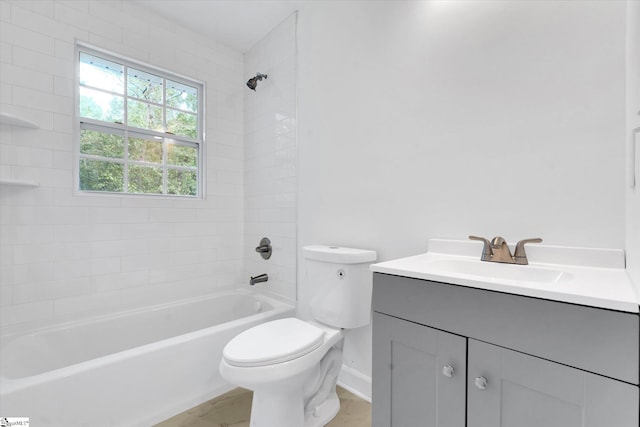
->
(77, 46, 204, 197)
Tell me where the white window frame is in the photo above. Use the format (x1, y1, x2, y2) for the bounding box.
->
(74, 43, 206, 198)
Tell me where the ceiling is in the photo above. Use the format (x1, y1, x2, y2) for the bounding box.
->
(132, 0, 305, 53)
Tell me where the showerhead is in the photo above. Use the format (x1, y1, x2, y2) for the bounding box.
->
(247, 73, 268, 91)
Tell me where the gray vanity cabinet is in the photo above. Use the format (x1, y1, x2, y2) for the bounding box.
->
(372, 312, 466, 427)
(372, 273, 640, 427)
(467, 339, 638, 427)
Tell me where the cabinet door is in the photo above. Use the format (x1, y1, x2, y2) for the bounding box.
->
(372, 312, 466, 427)
(467, 339, 639, 427)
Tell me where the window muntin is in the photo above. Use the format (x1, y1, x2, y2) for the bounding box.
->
(77, 47, 203, 197)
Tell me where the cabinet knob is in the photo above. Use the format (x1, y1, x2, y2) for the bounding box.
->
(474, 376, 488, 390)
(442, 365, 455, 378)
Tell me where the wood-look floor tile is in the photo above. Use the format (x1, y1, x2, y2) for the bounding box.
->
(155, 386, 370, 427)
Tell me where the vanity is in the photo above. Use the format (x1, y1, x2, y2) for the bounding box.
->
(371, 239, 639, 427)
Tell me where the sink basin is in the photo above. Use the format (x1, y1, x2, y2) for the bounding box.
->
(426, 259, 570, 284)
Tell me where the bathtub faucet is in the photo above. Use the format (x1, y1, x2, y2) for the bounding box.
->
(250, 274, 268, 286)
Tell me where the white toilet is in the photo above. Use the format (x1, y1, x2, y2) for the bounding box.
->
(219, 245, 377, 427)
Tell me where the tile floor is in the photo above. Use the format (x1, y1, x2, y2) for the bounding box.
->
(155, 386, 371, 427)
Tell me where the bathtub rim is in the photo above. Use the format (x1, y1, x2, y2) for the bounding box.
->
(0, 289, 295, 393)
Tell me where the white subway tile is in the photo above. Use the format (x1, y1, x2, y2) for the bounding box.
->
(0, 286, 12, 307)
(53, 241, 91, 261)
(53, 112, 73, 133)
(5, 224, 55, 244)
(26, 261, 54, 282)
(11, 4, 86, 41)
(1, 299, 53, 326)
(121, 222, 172, 240)
(53, 190, 122, 208)
(10, 128, 72, 150)
(0, 21, 55, 55)
(54, 224, 121, 242)
(57, 1, 88, 13)
(9, 0, 55, 18)
(54, 39, 74, 59)
(53, 290, 121, 318)
(92, 271, 149, 293)
(91, 206, 148, 224)
(55, 2, 121, 42)
(54, 259, 91, 280)
(39, 167, 72, 189)
(2, 145, 53, 168)
(12, 86, 72, 114)
(0, 42, 10, 63)
(12, 46, 73, 78)
(12, 243, 56, 264)
(1, 1, 10, 22)
(43, 278, 93, 301)
(14, 206, 90, 225)
(149, 207, 199, 223)
(52, 149, 72, 170)
(120, 253, 152, 273)
(91, 256, 120, 276)
(0, 83, 11, 104)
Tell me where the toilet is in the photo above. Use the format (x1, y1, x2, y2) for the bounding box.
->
(219, 245, 377, 427)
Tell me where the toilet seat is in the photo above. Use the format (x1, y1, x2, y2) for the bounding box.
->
(223, 318, 326, 367)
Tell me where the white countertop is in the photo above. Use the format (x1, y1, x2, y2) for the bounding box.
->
(371, 239, 639, 313)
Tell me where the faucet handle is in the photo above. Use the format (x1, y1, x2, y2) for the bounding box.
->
(514, 238, 542, 265)
(469, 235, 492, 261)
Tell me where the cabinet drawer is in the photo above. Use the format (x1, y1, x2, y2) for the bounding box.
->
(373, 273, 639, 384)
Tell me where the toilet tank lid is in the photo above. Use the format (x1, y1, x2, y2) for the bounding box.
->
(303, 245, 377, 264)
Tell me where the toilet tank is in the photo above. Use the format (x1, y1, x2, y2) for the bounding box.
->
(303, 245, 377, 329)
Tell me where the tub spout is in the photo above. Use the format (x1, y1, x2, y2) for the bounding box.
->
(250, 274, 268, 286)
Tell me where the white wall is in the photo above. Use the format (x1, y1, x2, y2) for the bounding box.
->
(243, 13, 298, 302)
(297, 0, 627, 398)
(627, 0, 640, 289)
(0, 0, 244, 330)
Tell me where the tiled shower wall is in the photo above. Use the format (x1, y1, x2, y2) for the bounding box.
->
(242, 13, 297, 303)
(0, 0, 245, 329)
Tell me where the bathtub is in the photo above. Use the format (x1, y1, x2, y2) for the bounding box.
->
(0, 290, 295, 426)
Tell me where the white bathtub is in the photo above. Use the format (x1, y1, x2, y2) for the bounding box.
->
(0, 290, 294, 426)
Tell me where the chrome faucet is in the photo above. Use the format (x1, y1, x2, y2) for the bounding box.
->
(250, 273, 268, 286)
(469, 236, 542, 265)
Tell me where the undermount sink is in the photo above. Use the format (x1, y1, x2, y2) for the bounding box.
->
(426, 258, 570, 284)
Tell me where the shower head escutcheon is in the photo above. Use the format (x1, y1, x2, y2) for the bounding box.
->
(246, 73, 268, 91)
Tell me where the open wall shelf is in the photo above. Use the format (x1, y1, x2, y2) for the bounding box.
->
(0, 112, 39, 129)
(0, 178, 40, 187)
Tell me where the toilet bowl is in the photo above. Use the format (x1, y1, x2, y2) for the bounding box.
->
(220, 318, 344, 427)
(219, 245, 376, 427)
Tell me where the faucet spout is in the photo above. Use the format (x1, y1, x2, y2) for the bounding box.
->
(489, 236, 515, 263)
(250, 273, 268, 286)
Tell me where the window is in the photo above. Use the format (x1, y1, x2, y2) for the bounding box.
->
(77, 45, 204, 197)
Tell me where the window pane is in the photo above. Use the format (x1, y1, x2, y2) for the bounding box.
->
(167, 144, 197, 167)
(79, 52, 124, 94)
(128, 165, 163, 194)
(166, 109, 197, 138)
(80, 87, 124, 123)
(79, 159, 124, 192)
(129, 137, 163, 163)
(127, 68, 163, 104)
(168, 169, 197, 196)
(166, 80, 197, 113)
(127, 99, 163, 132)
(80, 128, 124, 158)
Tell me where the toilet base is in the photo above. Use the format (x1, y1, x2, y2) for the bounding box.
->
(304, 390, 340, 427)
